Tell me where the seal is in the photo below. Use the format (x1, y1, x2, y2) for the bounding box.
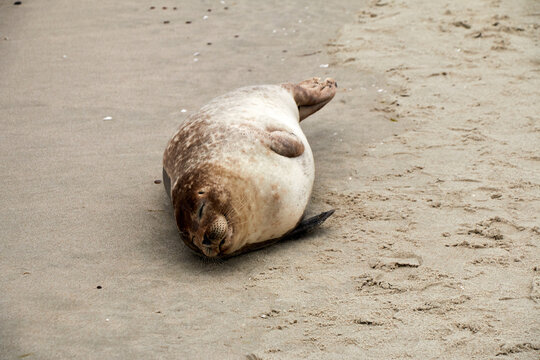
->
(163, 77, 337, 258)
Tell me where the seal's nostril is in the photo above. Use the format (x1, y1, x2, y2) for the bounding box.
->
(219, 238, 225, 247)
(202, 234, 212, 246)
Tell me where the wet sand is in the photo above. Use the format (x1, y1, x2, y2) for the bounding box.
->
(1, 0, 539, 359)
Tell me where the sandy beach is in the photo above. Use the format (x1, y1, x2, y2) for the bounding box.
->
(1, 0, 539, 359)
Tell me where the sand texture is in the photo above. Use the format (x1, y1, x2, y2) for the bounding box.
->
(1, 0, 539, 359)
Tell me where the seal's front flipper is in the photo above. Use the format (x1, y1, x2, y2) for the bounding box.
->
(287, 209, 335, 238)
(268, 130, 305, 158)
(282, 77, 337, 121)
(221, 209, 336, 259)
(163, 167, 171, 200)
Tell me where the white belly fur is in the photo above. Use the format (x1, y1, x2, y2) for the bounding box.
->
(199, 85, 315, 245)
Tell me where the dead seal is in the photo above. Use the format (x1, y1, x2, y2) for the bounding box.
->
(163, 77, 337, 258)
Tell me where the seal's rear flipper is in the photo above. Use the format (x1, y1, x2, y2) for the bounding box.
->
(282, 78, 337, 121)
(287, 209, 335, 238)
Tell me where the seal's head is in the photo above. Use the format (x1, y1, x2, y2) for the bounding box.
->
(172, 167, 242, 258)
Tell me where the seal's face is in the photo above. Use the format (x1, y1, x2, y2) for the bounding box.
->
(173, 182, 237, 258)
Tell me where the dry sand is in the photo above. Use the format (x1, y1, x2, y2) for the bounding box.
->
(1, 0, 539, 359)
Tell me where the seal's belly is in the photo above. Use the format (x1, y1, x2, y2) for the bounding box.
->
(243, 142, 314, 244)
(212, 121, 313, 245)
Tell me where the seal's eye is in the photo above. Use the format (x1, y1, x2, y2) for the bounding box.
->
(197, 201, 205, 219)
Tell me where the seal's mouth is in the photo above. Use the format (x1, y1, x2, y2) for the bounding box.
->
(177, 204, 237, 259)
(181, 221, 233, 259)
(199, 237, 221, 257)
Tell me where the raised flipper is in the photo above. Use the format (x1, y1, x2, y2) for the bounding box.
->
(282, 77, 337, 121)
(218, 209, 336, 259)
